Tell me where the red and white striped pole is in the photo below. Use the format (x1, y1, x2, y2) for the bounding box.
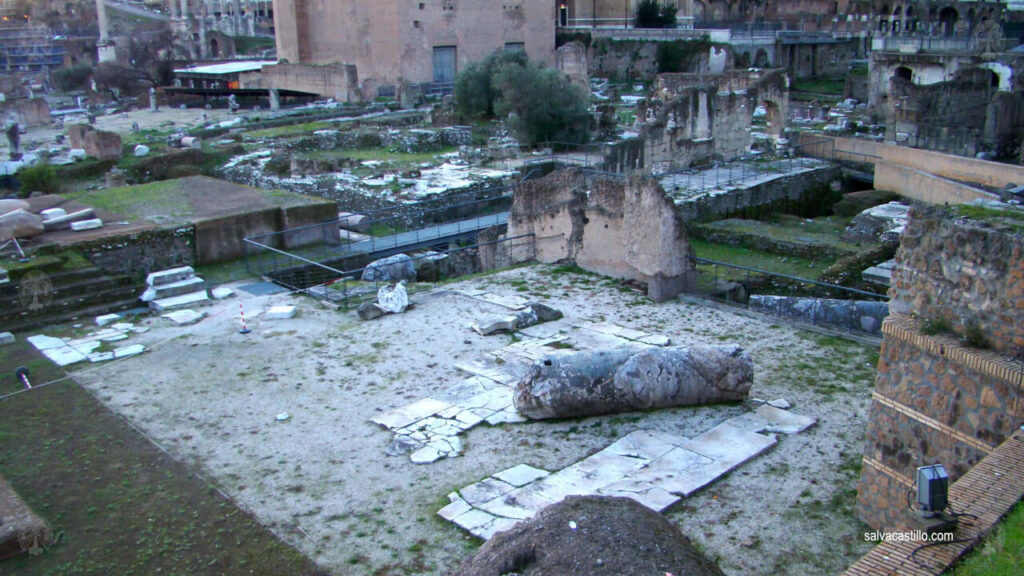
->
(239, 300, 251, 334)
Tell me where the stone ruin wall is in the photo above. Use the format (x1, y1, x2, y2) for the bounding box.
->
(889, 205, 1024, 355)
(638, 69, 789, 173)
(504, 169, 695, 302)
(856, 205, 1024, 531)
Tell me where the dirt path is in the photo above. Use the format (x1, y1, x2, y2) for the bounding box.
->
(71, 265, 878, 575)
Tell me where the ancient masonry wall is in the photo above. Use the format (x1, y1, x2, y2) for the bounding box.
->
(75, 227, 196, 278)
(855, 207, 1024, 531)
(505, 169, 695, 302)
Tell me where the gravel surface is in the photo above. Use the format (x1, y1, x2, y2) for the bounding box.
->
(71, 264, 878, 575)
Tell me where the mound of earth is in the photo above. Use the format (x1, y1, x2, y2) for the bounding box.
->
(450, 496, 726, 576)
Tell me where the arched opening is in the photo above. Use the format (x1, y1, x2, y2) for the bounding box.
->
(939, 7, 958, 36)
(879, 19, 888, 33)
(735, 51, 751, 68)
(893, 65, 913, 82)
(753, 48, 769, 68)
(967, 8, 975, 31)
(693, 1, 706, 22)
(210, 37, 220, 57)
(711, 0, 729, 22)
(892, 20, 900, 34)
(989, 70, 1000, 89)
(763, 100, 782, 138)
(559, 3, 568, 26)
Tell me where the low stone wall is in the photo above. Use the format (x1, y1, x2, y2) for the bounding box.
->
(797, 134, 1024, 191)
(76, 227, 196, 277)
(243, 62, 361, 102)
(675, 165, 843, 222)
(196, 201, 338, 264)
(874, 162, 995, 205)
(748, 296, 888, 335)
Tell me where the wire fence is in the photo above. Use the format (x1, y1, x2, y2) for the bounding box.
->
(693, 257, 889, 336)
(253, 233, 536, 310)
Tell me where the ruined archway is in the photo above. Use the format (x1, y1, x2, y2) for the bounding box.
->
(693, 0, 706, 23)
(763, 100, 783, 138)
(893, 66, 913, 82)
(939, 7, 958, 36)
(753, 48, 768, 68)
(710, 0, 729, 21)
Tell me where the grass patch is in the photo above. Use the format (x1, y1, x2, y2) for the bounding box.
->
(240, 121, 336, 141)
(63, 180, 186, 221)
(691, 238, 837, 279)
(950, 501, 1024, 576)
(951, 204, 1024, 234)
(232, 35, 276, 55)
(0, 342, 326, 576)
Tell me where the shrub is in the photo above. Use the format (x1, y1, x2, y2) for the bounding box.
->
(51, 64, 94, 92)
(920, 315, 952, 336)
(959, 323, 990, 349)
(636, 0, 677, 29)
(656, 38, 712, 73)
(16, 162, 59, 197)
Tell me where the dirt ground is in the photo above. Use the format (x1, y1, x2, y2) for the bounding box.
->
(69, 264, 878, 575)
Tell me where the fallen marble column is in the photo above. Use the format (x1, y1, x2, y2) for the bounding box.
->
(613, 346, 753, 409)
(514, 345, 753, 419)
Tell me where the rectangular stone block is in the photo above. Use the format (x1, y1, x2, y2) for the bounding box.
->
(265, 305, 296, 320)
(70, 218, 103, 231)
(146, 266, 196, 287)
(149, 291, 210, 312)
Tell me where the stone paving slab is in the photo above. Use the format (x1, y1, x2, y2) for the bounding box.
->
(515, 319, 572, 339)
(439, 405, 815, 539)
(457, 291, 530, 310)
(371, 398, 453, 430)
(493, 464, 550, 487)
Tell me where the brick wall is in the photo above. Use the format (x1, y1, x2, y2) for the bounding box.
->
(854, 205, 1024, 531)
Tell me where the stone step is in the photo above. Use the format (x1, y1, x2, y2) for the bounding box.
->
(0, 274, 133, 309)
(2, 295, 141, 334)
(149, 290, 210, 312)
(140, 276, 206, 302)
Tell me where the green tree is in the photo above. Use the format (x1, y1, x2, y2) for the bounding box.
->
(493, 64, 591, 146)
(454, 50, 528, 120)
(454, 52, 590, 146)
(51, 64, 94, 92)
